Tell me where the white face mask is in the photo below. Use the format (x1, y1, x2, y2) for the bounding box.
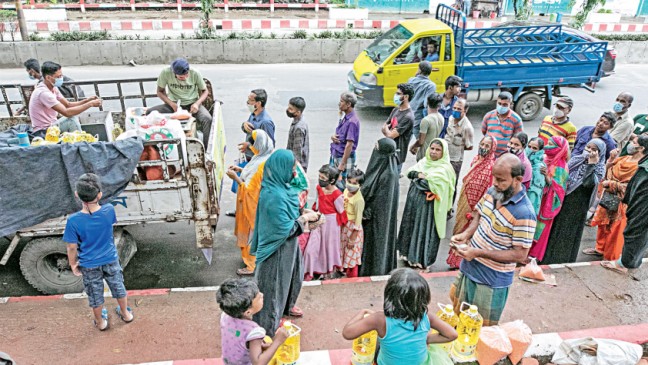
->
(553, 107, 565, 118)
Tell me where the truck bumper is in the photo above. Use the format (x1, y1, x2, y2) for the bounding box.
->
(347, 71, 384, 107)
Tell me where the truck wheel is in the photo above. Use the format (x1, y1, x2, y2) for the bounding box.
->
(19, 236, 83, 295)
(515, 93, 544, 121)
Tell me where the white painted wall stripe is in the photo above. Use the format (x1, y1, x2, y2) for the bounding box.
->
(170, 286, 219, 292)
(132, 20, 143, 30)
(370, 275, 390, 282)
(0, 297, 8, 304)
(302, 280, 322, 287)
(63, 293, 88, 300)
(90, 21, 101, 31)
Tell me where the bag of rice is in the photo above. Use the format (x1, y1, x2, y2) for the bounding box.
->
(500, 321, 533, 364)
(519, 258, 545, 281)
(476, 326, 512, 365)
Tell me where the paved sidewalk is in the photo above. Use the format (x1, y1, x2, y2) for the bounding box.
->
(2, 261, 647, 364)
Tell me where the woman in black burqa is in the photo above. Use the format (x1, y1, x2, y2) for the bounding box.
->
(359, 138, 400, 277)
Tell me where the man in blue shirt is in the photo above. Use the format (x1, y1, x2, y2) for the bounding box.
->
(424, 42, 439, 62)
(439, 75, 462, 138)
(64, 173, 133, 330)
(240, 88, 276, 161)
(573, 112, 617, 160)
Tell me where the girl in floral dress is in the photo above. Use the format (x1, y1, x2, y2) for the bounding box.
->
(341, 169, 365, 278)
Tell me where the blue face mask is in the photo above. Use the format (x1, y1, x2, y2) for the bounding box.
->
(54, 77, 64, 88)
(452, 110, 462, 120)
(28, 75, 36, 80)
(393, 93, 402, 106)
(613, 102, 624, 113)
(496, 105, 509, 115)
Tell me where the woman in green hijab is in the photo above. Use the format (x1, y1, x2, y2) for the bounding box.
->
(250, 150, 319, 336)
(398, 138, 456, 271)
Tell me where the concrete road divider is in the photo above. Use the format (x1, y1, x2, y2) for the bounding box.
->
(0, 39, 644, 67)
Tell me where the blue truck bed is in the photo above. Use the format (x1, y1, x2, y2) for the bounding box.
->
(436, 4, 607, 91)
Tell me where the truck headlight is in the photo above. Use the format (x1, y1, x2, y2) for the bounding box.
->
(360, 73, 377, 85)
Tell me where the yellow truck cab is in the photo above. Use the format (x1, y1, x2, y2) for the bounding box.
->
(348, 5, 607, 121)
(348, 18, 455, 108)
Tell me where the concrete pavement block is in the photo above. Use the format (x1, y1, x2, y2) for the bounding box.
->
(0, 43, 17, 67)
(56, 41, 82, 66)
(182, 40, 204, 64)
(339, 40, 361, 63)
(222, 40, 246, 63)
(162, 40, 185, 63)
(259, 39, 283, 64)
(94, 41, 122, 66)
(75, 41, 103, 66)
(35, 42, 59, 63)
(13, 42, 38, 67)
(119, 40, 143, 66)
(320, 39, 342, 63)
(612, 41, 631, 64)
(202, 40, 225, 63)
(624, 41, 646, 64)
(301, 39, 321, 63)
(241, 39, 264, 64)
(279, 39, 301, 63)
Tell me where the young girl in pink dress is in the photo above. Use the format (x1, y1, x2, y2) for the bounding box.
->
(303, 165, 347, 280)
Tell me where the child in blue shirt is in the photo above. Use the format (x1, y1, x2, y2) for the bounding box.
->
(63, 173, 133, 331)
(342, 268, 457, 365)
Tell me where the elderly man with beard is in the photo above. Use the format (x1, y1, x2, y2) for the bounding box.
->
(449, 154, 537, 326)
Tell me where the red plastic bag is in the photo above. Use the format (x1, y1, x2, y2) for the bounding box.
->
(476, 326, 512, 365)
(519, 258, 546, 281)
(500, 321, 533, 364)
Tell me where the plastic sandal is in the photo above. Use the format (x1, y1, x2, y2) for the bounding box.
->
(116, 306, 134, 323)
(94, 308, 109, 331)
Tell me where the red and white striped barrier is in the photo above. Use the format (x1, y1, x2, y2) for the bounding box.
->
(8, 19, 648, 33)
(0, 1, 328, 12)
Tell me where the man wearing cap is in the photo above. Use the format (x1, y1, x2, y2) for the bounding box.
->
(537, 96, 577, 150)
(148, 58, 212, 147)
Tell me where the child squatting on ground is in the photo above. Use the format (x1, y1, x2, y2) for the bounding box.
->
(217, 278, 289, 365)
(63, 173, 134, 331)
(342, 268, 458, 365)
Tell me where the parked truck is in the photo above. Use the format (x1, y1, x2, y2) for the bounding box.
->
(0, 77, 227, 295)
(347, 4, 608, 121)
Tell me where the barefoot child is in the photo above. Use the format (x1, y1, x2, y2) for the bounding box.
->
(342, 268, 458, 365)
(303, 165, 348, 280)
(63, 173, 133, 331)
(217, 278, 289, 365)
(341, 168, 365, 278)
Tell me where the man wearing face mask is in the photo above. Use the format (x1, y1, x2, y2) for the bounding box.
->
(23, 58, 85, 100)
(608, 92, 634, 146)
(240, 89, 276, 161)
(382, 83, 415, 174)
(481, 91, 523, 157)
(538, 96, 577, 150)
(450, 154, 536, 326)
(285, 96, 309, 171)
(443, 98, 474, 205)
(28, 61, 102, 137)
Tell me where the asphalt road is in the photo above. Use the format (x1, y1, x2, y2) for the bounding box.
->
(1, 63, 647, 297)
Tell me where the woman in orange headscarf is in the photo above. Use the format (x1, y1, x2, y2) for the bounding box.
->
(226, 130, 274, 275)
(587, 136, 646, 261)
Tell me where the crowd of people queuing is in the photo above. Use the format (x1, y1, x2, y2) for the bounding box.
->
(216, 59, 648, 364)
(43, 57, 648, 364)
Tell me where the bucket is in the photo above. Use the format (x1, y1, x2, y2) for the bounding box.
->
(549, 13, 556, 22)
(472, 10, 480, 18)
(17, 132, 29, 147)
(489, 11, 496, 19)
(556, 13, 563, 23)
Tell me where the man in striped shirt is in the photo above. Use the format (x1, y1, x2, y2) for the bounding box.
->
(538, 96, 577, 150)
(450, 154, 537, 325)
(481, 92, 524, 157)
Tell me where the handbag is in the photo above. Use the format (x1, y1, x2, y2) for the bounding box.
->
(599, 190, 620, 211)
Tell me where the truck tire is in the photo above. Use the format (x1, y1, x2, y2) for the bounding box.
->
(19, 236, 84, 295)
(515, 92, 544, 121)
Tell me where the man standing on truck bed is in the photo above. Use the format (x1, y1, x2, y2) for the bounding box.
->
(482, 91, 524, 157)
(148, 58, 212, 147)
(29, 61, 102, 137)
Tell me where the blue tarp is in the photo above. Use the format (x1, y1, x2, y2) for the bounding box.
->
(0, 137, 144, 237)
